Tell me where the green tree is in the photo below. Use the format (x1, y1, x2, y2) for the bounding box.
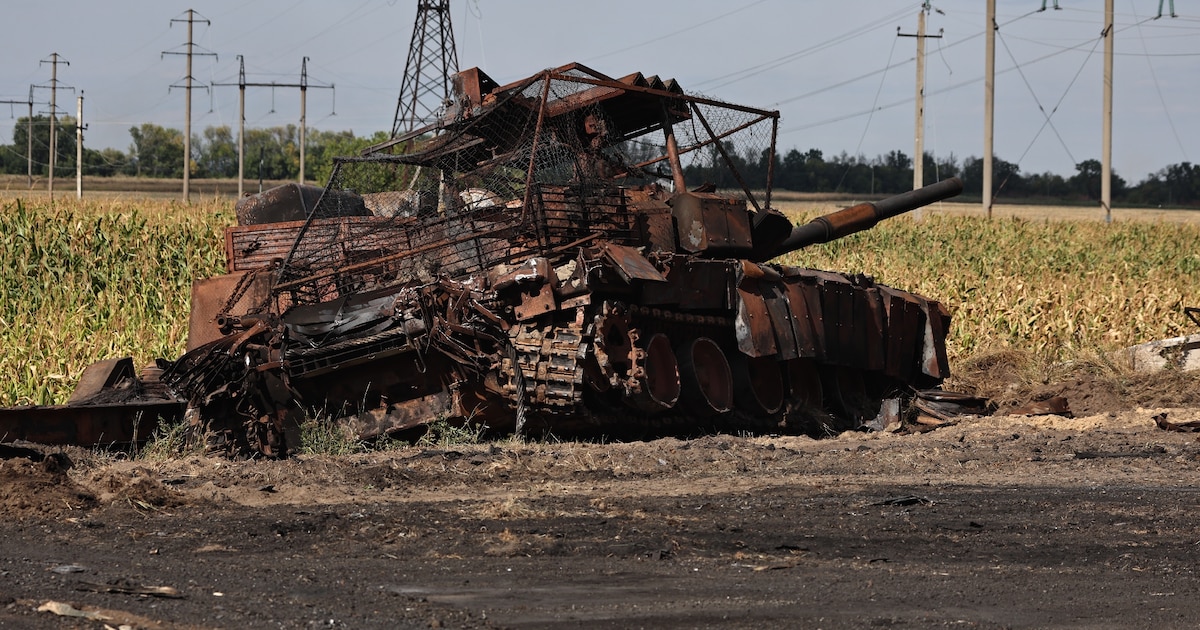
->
(195, 125, 237, 178)
(962, 155, 1022, 198)
(305, 129, 389, 183)
(128, 123, 184, 177)
(8, 115, 77, 177)
(1068, 159, 1126, 201)
(83, 147, 132, 177)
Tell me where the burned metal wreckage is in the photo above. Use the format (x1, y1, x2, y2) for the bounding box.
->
(1, 63, 964, 457)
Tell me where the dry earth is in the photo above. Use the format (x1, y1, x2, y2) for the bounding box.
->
(4, 372, 1200, 630)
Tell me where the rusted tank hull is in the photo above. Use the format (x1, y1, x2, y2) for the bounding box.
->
(11, 62, 966, 457)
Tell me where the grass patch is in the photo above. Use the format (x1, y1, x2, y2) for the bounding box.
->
(416, 417, 488, 448)
(298, 417, 365, 457)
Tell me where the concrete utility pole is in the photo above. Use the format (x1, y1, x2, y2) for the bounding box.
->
(0, 92, 35, 188)
(26, 89, 33, 189)
(984, 0, 995, 218)
(37, 53, 72, 201)
(898, 2, 942, 209)
(300, 57, 308, 186)
(214, 57, 332, 194)
(1101, 0, 1113, 223)
(164, 9, 215, 203)
(76, 92, 84, 199)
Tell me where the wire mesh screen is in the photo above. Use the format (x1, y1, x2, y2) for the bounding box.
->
(273, 67, 777, 307)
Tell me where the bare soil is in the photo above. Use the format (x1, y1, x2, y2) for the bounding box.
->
(4, 378, 1200, 628)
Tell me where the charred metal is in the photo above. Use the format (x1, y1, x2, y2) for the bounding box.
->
(1, 63, 964, 456)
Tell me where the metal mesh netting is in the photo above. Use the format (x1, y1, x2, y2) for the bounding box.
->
(272, 67, 777, 307)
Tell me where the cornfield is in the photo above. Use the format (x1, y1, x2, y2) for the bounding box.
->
(0, 195, 1197, 406)
(777, 202, 1200, 365)
(0, 197, 229, 405)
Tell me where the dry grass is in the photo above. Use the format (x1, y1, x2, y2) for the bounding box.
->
(774, 200, 1200, 368)
(0, 196, 230, 405)
(1, 193, 1197, 407)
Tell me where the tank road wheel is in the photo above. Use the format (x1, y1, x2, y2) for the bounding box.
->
(593, 304, 680, 413)
(677, 337, 734, 418)
(784, 358, 824, 410)
(732, 354, 785, 417)
(820, 366, 873, 430)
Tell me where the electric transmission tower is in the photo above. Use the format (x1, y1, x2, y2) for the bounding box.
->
(390, 0, 459, 138)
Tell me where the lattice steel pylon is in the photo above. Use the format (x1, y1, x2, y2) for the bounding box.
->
(390, 0, 459, 138)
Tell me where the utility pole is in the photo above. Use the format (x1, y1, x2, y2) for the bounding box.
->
(898, 2, 942, 215)
(984, 0, 995, 218)
(300, 57, 308, 185)
(26, 88, 33, 188)
(36, 53, 72, 201)
(0, 92, 35, 188)
(1101, 0, 1113, 223)
(214, 57, 332, 194)
(76, 92, 85, 199)
(164, 9, 215, 203)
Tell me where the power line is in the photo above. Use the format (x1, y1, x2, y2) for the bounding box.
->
(163, 9, 217, 202)
(584, 0, 771, 65)
(696, 5, 915, 92)
(1130, 0, 1189, 164)
(35, 53, 73, 200)
(213, 56, 334, 194)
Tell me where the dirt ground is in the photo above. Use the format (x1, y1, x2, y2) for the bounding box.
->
(3, 375, 1200, 629)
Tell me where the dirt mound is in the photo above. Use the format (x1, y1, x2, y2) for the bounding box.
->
(0, 453, 94, 517)
(951, 348, 1200, 416)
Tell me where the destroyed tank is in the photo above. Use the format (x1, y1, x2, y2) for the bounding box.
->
(166, 63, 963, 457)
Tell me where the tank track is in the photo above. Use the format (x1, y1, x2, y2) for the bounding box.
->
(502, 321, 589, 417)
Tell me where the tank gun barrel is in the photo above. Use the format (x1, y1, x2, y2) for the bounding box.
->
(772, 177, 963, 258)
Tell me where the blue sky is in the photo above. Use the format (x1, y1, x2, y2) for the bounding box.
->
(0, 1, 1195, 181)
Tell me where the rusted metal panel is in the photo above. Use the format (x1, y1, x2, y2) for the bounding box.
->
(0, 401, 182, 447)
(670, 192, 752, 255)
(67, 357, 135, 405)
(658, 258, 734, 310)
(187, 271, 274, 351)
(859, 286, 886, 372)
(735, 286, 777, 358)
(878, 286, 923, 382)
(761, 283, 800, 361)
(601, 243, 667, 283)
(514, 283, 558, 321)
(781, 280, 819, 358)
(344, 389, 460, 439)
(817, 277, 849, 367)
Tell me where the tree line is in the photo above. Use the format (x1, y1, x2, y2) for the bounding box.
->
(1, 116, 1198, 208)
(0, 117, 386, 184)
(689, 145, 1200, 208)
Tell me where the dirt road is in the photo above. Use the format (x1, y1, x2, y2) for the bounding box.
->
(3, 406, 1200, 629)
